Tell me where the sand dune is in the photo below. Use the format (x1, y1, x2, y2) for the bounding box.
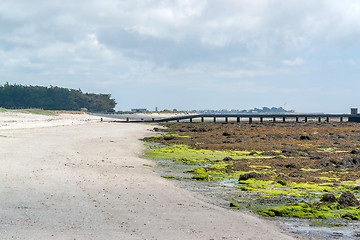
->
(0, 113, 298, 239)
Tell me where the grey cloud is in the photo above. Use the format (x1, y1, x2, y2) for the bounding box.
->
(1, 0, 360, 112)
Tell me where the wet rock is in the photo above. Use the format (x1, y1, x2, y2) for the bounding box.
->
(229, 202, 241, 208)
(191, 128, 207, 132)
(341, 213, 359, 220)
(336, 158, 360, 168)
(249, 151, 258, 156)
(289, 171, 302, 178)
(239, 172, 262, 180)
(300, 135, 310, 140)
(223, 157, 234, 161)
(281, 149, 299, 155)
(222, 132, 231, 137)
(321, 193, 336, 203)
(277, 180, 286, 186)
(353, 186, 360, 191)
(308, 152, 322, 160)
(285, 163, 297, 169)
(338, 192, 359, 208)
(351, 149, 360, 154)
(153, 127, 160, 131)
(163, 136, 175, 140)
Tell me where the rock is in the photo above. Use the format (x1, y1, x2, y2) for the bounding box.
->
(339, 192, 359, 208)
(277, 180, 286, 186)
(239, 172, 262, 181)
(281, 149, 299, 155)
(289, 171, 302, 178)
(353, 186, 360, 191)
(229, 202, 241, 208)
(351, 149, 360, 154)
(319, 160, 330, 167)
(341, 213, 359, 220)
(163, 136, 175, 140)
(321, 193, 336, 203)
(222, 132, 231, 137)
(337, 158, 360, 168)
(285, 163, 297, 168)
(249, 152, 258, 156)
(223, 157, 234, 161)
(300, 135, 310, 140)
(308, 153, 322, 159)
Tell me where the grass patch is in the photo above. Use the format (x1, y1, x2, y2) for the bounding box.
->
(0, 108, 55, 115)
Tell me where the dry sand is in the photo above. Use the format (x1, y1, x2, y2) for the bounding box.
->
(0, 112, 299, 239)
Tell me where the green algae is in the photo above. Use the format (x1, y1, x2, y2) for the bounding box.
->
(229, 202, 243, 208)
(144, 142, 273, 162)
(236, 178, 353, 198)
(258, 200, 360, 220)
(175, 157, 209, 164)
(162, 133, 191, 138)
(187, 167, 225, 175)
(309, 222, 346, 228)
(162, 175, 175, 179)
(143, 140, 360, 222)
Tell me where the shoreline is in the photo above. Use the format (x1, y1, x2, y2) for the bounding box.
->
(0, 112, 297, 239)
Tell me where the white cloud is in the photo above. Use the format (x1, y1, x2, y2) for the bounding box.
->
(282, 58, 305, 66)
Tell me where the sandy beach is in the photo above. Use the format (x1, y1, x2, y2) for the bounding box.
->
(0, 112, 298, 239)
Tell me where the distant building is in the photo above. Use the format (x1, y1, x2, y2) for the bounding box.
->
(131, 108, 147, 113)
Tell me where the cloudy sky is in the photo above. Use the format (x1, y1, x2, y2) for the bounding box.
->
(1, 0, 360, 113)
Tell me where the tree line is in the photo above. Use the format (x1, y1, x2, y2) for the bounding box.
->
(0, 83, 116, 112)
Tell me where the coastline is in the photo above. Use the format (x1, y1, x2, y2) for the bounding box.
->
(0, 112, 297, 239)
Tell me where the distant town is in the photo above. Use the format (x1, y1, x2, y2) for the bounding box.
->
(129, 107, 295, 114)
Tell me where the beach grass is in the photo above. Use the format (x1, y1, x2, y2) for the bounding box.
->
(0, 108, 84, 115)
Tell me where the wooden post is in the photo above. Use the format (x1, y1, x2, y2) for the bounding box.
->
(283, 117, 286, 122)
(305, 117, 308, 123)
(152, 118, 155, 122)
(340, 117, 343, 122)
(318, 117, 321, 122)
(126, 117, 129, 122)
(260, 117, 263, 123)
(190, 118, 193, 123)
(296, 117, 299, 122)
(237, 117, 240, 123)
(249, 117, 253, 124)
(201, 117, 204, 122)
(326, 117, 329, 123)
(225, 117, 228, 123)
(273, 117, 276, 122)
(214, 117, 216, 123)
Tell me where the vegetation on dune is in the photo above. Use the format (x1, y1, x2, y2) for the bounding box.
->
(0, 107, 56, 115)
(0, 83, 116, 112)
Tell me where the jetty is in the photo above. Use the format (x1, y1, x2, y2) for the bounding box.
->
(99, 108, 360, 123)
